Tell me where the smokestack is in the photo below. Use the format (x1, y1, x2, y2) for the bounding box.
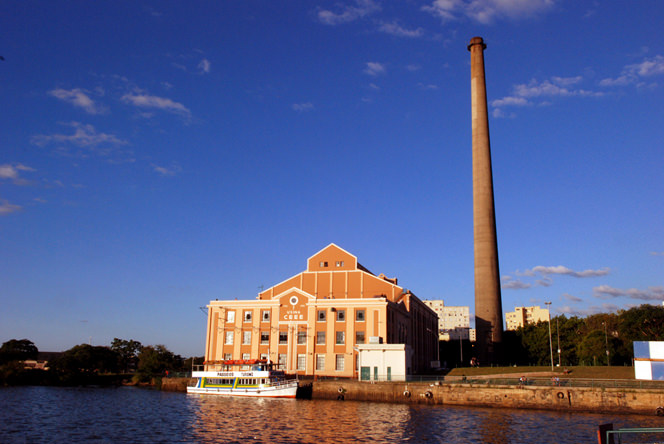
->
(468, 36, 504, 365)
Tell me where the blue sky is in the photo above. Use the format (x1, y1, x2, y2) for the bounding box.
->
(2, 1, 663, 356)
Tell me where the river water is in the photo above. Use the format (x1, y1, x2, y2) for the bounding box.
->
(1, 386, 662, 443)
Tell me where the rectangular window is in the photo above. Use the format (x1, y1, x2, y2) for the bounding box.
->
(242, 331, 251, 345)
(336, 331, 345, 345)
(278, 353, 287, 368)
(260, 353, 268, 361)
(297, 331, 307, 345)
(335, 354, 345, 371)
(316, 331, 325, 345)
(260, 331, 269, 345)
(355, 309, 365, 322)
(336, 310, 345, 322)
(226, 311, 235, 323)
(317, 310, 326, 322)
(243, 310, 252, 322)
(242, 353, 250, 369)
(316, 354, 325, 371)
(223, 353, 231, 361)
(356, 331, 365, 344)
(335, 261, 344, 267)
(297, 354, 306, 371)
(319, 261, 328, 267)
(279, 331, 288, 345)
(261, 310, 270, 322)
(225, 331, 234, 345)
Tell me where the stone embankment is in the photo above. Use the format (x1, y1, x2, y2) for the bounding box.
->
(163, 377, 664, 416)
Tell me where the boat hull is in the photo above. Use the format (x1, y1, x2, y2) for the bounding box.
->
(186, 383, 298, 398)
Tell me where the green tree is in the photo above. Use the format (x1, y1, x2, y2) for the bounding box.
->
(0, 339, 38, 364)
(618, 305, 664, 341)
(135, 345, 182, 383)
(110, 338, 142, 373)
(50, 344, 120, 384)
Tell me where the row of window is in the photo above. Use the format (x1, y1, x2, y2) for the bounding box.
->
(224, 330, 367, 346)
(217, 352, 347, 372)
(223, 309, 367, 323)
(318, 261, 345, 267)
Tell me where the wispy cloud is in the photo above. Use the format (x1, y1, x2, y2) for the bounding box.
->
(292, 102, 314, 112)
(0, 163, 35, 185)
(422, 0, 555, 24)
(364, 62, 386, 76)
(0, 198, 22, 215)
(491, 76, 602, 117)
(559, 303, 621, 317)
(152, 163, 182, 176)
(317, 0, 380, 25)
(49, 88, 106, 114)
(600, 55, 664, 87)
(593, 285, 664, 302)
(525, 265, 610, 278)
(31, 122, 128, 148)
(501, 275, 531, 290)
(198, 59, 211, 74)
(563, 293, 584, 303)
(378, 21, 424, 38)
(121, 91, 191, 118)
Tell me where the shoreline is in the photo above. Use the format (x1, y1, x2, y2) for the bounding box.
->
(163, 377, 664, 416)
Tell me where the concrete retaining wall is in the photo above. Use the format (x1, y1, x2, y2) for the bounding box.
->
(313, 380, 664, 416)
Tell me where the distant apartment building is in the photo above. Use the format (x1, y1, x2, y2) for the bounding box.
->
(505, 306, 550, 331)
(423, 300, 471, 341)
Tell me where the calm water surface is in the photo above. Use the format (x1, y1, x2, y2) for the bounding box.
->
(1, 386, 662, 443)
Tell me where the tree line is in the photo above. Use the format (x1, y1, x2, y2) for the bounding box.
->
(501, 304, 664, 367)
(0, 338, 202, 386)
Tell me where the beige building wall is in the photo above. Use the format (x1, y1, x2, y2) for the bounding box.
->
(505, 306, 550, 331)
(203, 244, 438, 377)
(423, 300, 470, 340)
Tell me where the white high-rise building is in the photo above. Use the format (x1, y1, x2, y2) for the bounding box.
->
(505, 306, 550, 331)
(423, 300, 471, 341)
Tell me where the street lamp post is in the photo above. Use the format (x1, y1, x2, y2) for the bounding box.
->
(556, 316, 561, 367)
(603, 322, 610, 366)
(545, 302, 553, 371)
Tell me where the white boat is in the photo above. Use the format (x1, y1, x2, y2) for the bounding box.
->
(187, 359, 298, 398)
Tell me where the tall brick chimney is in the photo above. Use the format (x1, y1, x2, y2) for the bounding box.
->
(468, 37, 504, 365)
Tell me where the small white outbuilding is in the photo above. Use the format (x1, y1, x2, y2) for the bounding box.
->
(356, 344, 413, 381)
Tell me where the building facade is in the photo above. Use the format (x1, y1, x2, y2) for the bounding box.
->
(202, 244, 439, 378)
(505, 306, 550, 331)
(423, 300, 471, 341)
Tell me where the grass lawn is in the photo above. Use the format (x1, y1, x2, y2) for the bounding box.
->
(447, 366, 635, 380)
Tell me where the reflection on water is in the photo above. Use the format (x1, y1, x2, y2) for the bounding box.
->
(1, 386, 663, 443)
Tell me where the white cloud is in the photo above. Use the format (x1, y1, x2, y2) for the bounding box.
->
(317, 0, 380, 25)
(152, 163, 182, 176)
(292, 102, 314, 112)
(364, 62, 386, 76)
(600, 55, 664, 87)
(491, 96, 529, 107)
(121, 91, 191, 117)
(0, 163, 35, 185)
(530, 265, 610, 278)
(378, 21, 424, 38)
(0, 198, 22, 215)
(31, 122, 128, 148)
(501, 276, 531, 290)
(198, 59, 211, 74)
(562, 293, 583, 303)
(406, 64, 421, 72)
(49, 88, 106, 114)
(593, 285, 664, 302)
(558, 303, 620, 317)
(422, 0, 555, 24)
(417, 83, 439, 90)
